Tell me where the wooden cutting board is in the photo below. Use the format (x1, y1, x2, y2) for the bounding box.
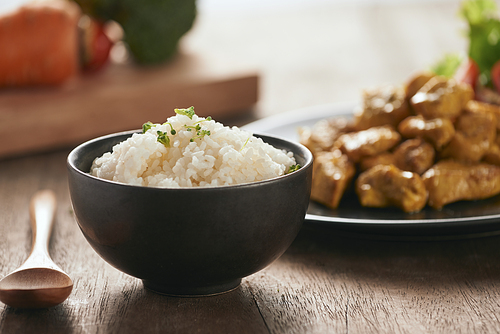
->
(0, 51, 259, 159)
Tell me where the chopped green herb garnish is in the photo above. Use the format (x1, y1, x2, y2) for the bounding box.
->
(194, 116, 212, 124)
(240, 136, 251, 151)
(286, 164, 301, 174)
(142, 121, 154, 133)
(190, 130, 211, 142)
(157, 131, 171, 147)
(174, 106, 196, 119)
(184, 124, 201, 132)
(163, 122, 176, 135)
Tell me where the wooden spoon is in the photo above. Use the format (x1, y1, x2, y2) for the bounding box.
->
(0, 190, 73, 308)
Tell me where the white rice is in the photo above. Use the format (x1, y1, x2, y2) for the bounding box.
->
(90, 112, 297, 187)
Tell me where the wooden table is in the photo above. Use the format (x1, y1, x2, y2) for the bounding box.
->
(3, 1, 500, 333)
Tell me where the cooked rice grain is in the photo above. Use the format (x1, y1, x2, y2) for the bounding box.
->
(90, 114, 296, 187)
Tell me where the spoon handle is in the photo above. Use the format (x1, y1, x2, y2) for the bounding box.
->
(23, 190, 58, 269)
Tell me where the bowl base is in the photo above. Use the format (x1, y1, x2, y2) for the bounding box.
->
(142, 279, 242, 297)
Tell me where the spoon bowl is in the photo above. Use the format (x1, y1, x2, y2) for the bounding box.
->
(0, 268, 73, 308)
(0, 190, 73, 308)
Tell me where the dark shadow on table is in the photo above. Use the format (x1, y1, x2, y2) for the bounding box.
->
(0, 304, 74, 334)
(284, 225, 500, 286)
(90, 282, 268, 334)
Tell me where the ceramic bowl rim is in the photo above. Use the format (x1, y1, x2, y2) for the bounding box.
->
(67, 129, 313, 191)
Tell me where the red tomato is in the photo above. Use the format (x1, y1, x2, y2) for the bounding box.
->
(492, 60, 500, 94)
(454, 57, 480, 91)
(82, 19, 113, 73)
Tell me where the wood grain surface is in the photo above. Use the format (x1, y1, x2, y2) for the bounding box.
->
(3, 1, 500, 333)
(2, 150, 500, 333)
(0, 52, 258, 159)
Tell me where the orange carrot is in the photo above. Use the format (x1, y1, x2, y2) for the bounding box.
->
(0, 0, 81, 87)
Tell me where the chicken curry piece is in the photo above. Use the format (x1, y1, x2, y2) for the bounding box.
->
(336, 125, 401, 162)
(310, 150, 355, 209)
(422, 160, 500, 209)
(398, 115, 455, 150)
(358, 138, 435, 175)
(410, 76, 474, 119)
(301, 71, 500, 212)
(359, 152, 395, 172)
(356, 164, 427, 213)
(298, 117, 351, 155)
(466, 100, 500, 130)
(405, 72, 436, 99)
(353, 85, 410, 131)
(393, 138, 435, 175)
(483, 135, 500, 165)
(440, 106, 496, 162)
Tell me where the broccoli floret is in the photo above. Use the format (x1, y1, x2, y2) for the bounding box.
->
(73, 0, 196, 64)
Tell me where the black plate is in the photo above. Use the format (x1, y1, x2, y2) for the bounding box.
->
(242, 103, 500, 239)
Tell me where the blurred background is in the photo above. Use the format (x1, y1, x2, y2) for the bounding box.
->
(0, 0, 471, 158)
(189, 0, 466, 118)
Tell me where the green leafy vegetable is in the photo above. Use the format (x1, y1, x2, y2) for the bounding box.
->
(157, 131, 170, 147)
(430, 53, 464, 78)
(460, 0, 500, 85)
(460, 0, 497, 25)
(142, 121, 155, 133)
(174, 106, 196, 119)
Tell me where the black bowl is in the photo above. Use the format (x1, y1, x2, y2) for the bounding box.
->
(67, 130, 313, 296)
